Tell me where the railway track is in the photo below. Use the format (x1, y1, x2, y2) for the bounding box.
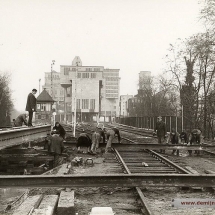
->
(103, 134, 191, 215)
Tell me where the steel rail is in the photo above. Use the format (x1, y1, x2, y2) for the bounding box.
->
(1, 174, 215, 188)
(146, 149, 190, 174)
(105, 124, 154, 137)
(0, 125, 51, 150)
(114, 148, 154, 215)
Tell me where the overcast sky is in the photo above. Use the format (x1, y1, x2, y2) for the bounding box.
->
(0, 0, 202, 111)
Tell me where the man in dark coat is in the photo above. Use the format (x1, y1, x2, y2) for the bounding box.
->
(76, 131, 92, 154)
(53, 122, 66, 139)
(154, 116, 166, 153)
(14, 113, 28, 127)
(25, 89, 37, 127)
(49, 130, 64, 167)
(167, 128, 179, 155)
(188, 129, 202, 155)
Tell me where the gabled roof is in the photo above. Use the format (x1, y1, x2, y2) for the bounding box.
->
(37, 89, 55, 102)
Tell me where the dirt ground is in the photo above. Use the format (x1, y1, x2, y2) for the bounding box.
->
(2, 129, 215, 214)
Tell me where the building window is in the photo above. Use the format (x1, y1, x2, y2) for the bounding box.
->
(106, 77, 118, 81)
(64, 67, 69, 75)
(86, 68, 92, 71)
(72, 68, 76, 71)
(91, 73, 96, 78)
(77, 99, 81, 109)
(82, 73, 89, 78)
(90, 99, 95, 109)
(82, 99, 89, 109)
(106, 90, 118, 93)
(106, 86, 118, 89)
(77, 73, 81, 78)
(41, 104, 46, 111)
(94, 68, 100, 71)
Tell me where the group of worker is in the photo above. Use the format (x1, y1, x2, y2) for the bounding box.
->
(45, 122, 121, 166)
(154, 116, 203, 155)
(77, 126, 121, 154)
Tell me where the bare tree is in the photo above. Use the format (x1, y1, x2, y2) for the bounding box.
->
(0, 72, 13, 127)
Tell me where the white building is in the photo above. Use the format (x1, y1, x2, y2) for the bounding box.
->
(43, 56, 120, 122)
(120, 95, 133, 117)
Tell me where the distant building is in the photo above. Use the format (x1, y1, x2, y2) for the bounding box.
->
(43, 56, 120, 122)
(120, 95, 133, 117)
(139, 71, 151, 91)
(35, 89, 55, 124)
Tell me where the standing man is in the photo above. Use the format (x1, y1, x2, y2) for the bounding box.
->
(154, 116, 166, 153)
(25, 89, 37, 127)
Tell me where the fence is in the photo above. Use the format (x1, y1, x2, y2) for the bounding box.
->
(117, 116, 183, 133)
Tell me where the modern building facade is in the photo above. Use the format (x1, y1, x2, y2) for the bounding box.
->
(43, 56, 120, 122)
(120, 95, 133, 117)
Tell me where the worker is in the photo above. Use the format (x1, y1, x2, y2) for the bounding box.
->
(98, 127, 106, 144)
(180, 129, 188, 144)
(188, 129, 202, 155)
(91, 127, 101, 153)
(76, 130, 92, 154)
(105, 127, 121, 153)
(49, 130, 64, 167)
(167, 128, 180, 155)
(52, 122, 66, 139)
(154, 116, 167, 153)
(14, 113, 29, 127)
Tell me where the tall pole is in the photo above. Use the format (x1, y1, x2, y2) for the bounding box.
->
(39, 79, 41, 94)
(73, 62, 78, 137)
(64, 88, 66, 122)
(182, 105, 184, 131)
(176, 109, 178, 132)
(51, 60, 55, 97)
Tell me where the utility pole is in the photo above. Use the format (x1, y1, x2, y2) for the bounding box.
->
(51, 60, 55, 97)
(39, 79, 41, 94)
(182, 105, 184, 131)
(73, 62, 78, 137)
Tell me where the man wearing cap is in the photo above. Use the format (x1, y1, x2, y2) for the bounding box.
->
(14, 113, 29, 127)
(25, 89, 37, 127)
(155, 116, 166, 153)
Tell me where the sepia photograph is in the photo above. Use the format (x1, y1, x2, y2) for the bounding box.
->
(0, 0, 215, 214)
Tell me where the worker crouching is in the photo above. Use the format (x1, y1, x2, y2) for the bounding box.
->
(167, 128, 180, 155)
(76, 131, 93, 154)
(188, 129, 202, 155)
(105, 127, 121, 153)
